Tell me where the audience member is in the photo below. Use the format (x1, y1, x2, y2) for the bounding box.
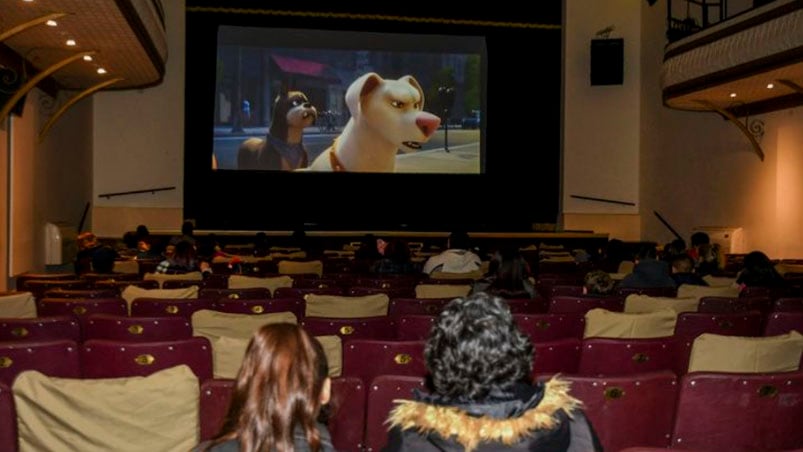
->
(421, 231, 481, 275)
(618, 244, 676, 289)
(91, 245, 119, 274)
(170, 220, 197, 247)
(156, 240, 209, 274)
(583, 269, 616, 295)
(736, 250, 786, 288)
(198, 323, 335, 452)
(384, 293, 602, 451)
(474, 246, 534, 298)
(695, 243, 721, 277)
(596, 238, 629, 273)
(670, 254, 708, 286)
(74, 232, 102, 275)
(371, 238, 417, 274)
(252, 232, 270, 257)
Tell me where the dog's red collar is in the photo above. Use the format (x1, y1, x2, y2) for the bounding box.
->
(329, 137, 346, 171)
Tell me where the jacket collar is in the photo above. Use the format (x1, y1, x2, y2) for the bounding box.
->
(387, 377, 581, 451)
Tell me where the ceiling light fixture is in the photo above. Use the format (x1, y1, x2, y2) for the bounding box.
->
(46, 20, 57, 26)
(66, 39, 76, 46)
(767, 83, 775, 89)
(83, 55, 93, 61)
(97, 68, 107, 74)
(729, 92, 737, 98)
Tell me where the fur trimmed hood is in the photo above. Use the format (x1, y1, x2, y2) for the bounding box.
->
(386, 378, 581, 451)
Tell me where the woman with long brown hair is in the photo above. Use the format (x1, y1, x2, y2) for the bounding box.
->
(199, 323, 335, 452)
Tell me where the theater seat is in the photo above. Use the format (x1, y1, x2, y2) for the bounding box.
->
(301, 317, 396, 341)
(564, 371, 678, 451)
(328, 377, 367, 452)
(342, 340, 427, 388)
(365, 375, 427, 452)
(0, 340, 81, 386)
(514, 313, 585, 342)
(84, 315, 193, 342)
(578, 337, 680, 376)
(0, 316, 80, 343)
(0, 382, 15, 452)
(81, 337, 213, 381)
(671, 371, 803, 451)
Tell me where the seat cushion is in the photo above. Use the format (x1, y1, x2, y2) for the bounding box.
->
(414, 284, 471, 300)
(677, 284, 739, 301)
(143, 271, 204, 289)
(121, 285, 199, 313)
(191, 309, 297, 340)
(0, 292, 36, 318)
(13, 365, 199, 452)
(624, 294, 699, 314)
(688, 331, 803, 373)
(228, 274, 293, 296)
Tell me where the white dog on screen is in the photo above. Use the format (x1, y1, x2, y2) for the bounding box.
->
(306, 72, 441, 172)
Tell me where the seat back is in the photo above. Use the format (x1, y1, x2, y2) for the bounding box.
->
(84, 315, 193, 342)
(22, 280, 90, 299)
(503, 297, 547, 314)
(764, 311, 803, 336)
(199, 378, 233, 441)
(674, 311, 763, 340)
(773, 297, 803, 312)
(212, 298, 304, 319)
(81, 337, 213, 381)
(36, 297, 128, 329)
(514, 313, 585, 342)
(0, 340, 81, 386)
(365, 375, 427, 452)
(671, 371, 803, 452)
(130, 297, 214, 319)
(578, 337, 680, 375)
(199, 287, 272, 300)
(564, 371, 678, 451)
(532, 338, 582, 377)
(43, 288, 119, 299)
(0, 316, 80, 343)
(347, 286, 416, 299)
(342, 340, 427, 388)
(274, 287, 345, 298)
(697, 296, 749, 313)
(388, 298, 452, 316)
(0, 382, 16, 452)
(329, 377, 367, 452)
(301, 317, 396, 341)
(615, 287, 678, 298)
(549, 295, 624, 314)
(394, 315, 436, 341)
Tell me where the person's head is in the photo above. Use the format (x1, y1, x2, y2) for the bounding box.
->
(181, 220, 195, 237)
(213, 323, 330, 451)
(690, 231, 710, 247)
(671, 254, 695, 274)
(383, 238, 411, 263)
(489, 246, 529, 289)
(122, 231, 139, 250)
(583, 269, 615, 295)
(91, 246, 117, 273)
(170, 240, 197, 268)
(77, 232, 99, 251)
(664, 239, 687, 259)
(635, 244, 658, 262)
(447, 231, 471, 251)
(135, 224, 150, 239)
(743, 250, 774, 271)
(425, 293, 532, 401)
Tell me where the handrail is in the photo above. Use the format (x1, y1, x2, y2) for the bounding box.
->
(98, 186, 175, 199)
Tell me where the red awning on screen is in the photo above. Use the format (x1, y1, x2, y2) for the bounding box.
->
(271, 55, 326, 77)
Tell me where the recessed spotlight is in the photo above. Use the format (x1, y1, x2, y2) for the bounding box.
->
(83, 55, 93, 62)
(729, 92, 737, 98)
(23, 0, 34, 3)
(46, 20, 57, 26)
(66, 39, 76, 46)
(97, 68, 107, 75)
(767, 83, 775, 89)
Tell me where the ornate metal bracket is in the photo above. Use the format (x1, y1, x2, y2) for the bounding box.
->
(38, 77, 124, 142)
(0, 51, 95, 127)
(693, 99, 765, 162)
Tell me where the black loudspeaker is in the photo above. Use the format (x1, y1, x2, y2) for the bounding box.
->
(590, 38, 624, 86)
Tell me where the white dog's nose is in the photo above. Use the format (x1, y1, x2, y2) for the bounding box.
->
(416, 113, 441, 138)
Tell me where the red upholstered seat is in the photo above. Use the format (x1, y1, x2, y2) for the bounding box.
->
(364, 375, 427, 452)
(514, 313, 585, 342)
(394, 315, 436, 341)
(0, 316, 80, 343)
(161, 279, 207, 289)
(199, 378, 233, 441)
(36, 297, 128, 330)
(671, 371, 803, 451)
(548, 284, 584, 299)
(532, 338, 582, 377)
(23, 280, 90, 299)
(212, 298, 304, 320)
(549, 295, 624, 314)
(0, 340, 81, 386)
(328, 377, 367, 452)
(129, 297, 214, 319)
(199, 287, 271, 300)
(273, 287, 344, 298)
(81, 337, 213, 381)
(697, 296, 749, 313)
(93, 279, 159, 291)
(773, 297, 803, 312)
(764, 311, 803, 336)
(84, 314, 193, 342)
(0, 382, 16, 452)
(43, 288, 119, 299)
(504, 297, 548, 313)
(342, 340, 427, 389)
(346, 286, 415, 299)
(564, 371, 678, 452)
(674, 311, 763, 340)
(388, 298, 452, 316)
(301, 317, 396, 341)
(578, 337, 682, 376)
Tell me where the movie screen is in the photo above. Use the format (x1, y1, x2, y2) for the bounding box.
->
(213, 26, 485, 174)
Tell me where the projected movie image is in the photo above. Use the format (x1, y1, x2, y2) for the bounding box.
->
(213, 27, 484, 174)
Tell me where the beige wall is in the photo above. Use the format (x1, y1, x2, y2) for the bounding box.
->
(563, 0, 641, 216)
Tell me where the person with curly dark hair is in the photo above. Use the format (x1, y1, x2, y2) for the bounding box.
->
(384, 292, 601, 451)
